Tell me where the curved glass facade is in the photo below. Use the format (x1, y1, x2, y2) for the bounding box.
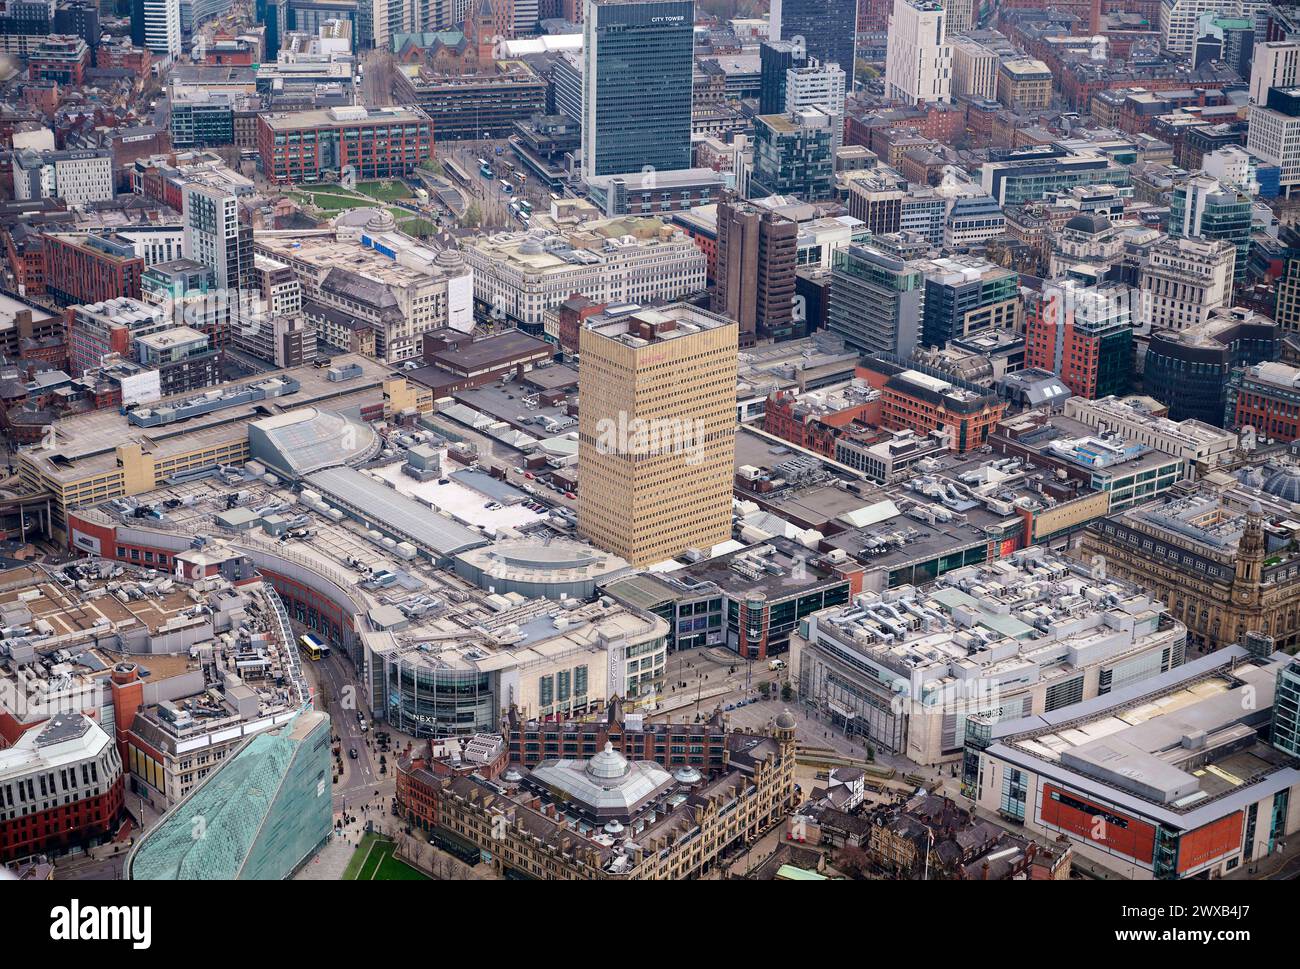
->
(1144, 341, 1231, 426)
(385, 658, 496, 737)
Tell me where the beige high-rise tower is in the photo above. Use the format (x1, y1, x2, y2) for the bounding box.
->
(578, 304, 738, 566)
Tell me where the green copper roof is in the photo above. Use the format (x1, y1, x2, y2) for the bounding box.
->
(127, 710, 330, 880)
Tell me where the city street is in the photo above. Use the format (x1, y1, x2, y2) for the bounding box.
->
(444, 140, 556, 230)
(303, 649, 394, 814)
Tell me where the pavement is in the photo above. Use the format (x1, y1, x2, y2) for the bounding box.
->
(295, 796, 394, 881)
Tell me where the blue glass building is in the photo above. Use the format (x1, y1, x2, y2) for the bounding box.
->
(771, 0, 857, 92)
(581, 0, 695, 179)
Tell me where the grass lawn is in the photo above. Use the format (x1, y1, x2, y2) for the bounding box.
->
(358, 179, 413, 201)
(344, 833, 430, 881)
(375, 852, 430, 881)
(341, 831, 381, 880)
(288, 189, 371, 213)
(288, 179, 431, 229)
(399, 217, 436, 238)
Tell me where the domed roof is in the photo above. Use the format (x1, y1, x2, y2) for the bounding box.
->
(1064, 212, 1111, 235)
(1263, 464, 1300, 504)
(434, 247, 464, 271)
(586, 742, 630, 780)
(1237, 466, 1265, 490)
(365, 208, 397, 232)
(775, 710, 797, 729)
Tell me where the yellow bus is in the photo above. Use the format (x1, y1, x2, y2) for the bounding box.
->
(299, 633, 327, 661)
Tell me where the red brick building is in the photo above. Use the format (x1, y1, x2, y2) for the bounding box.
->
(505, 697, 731, 770)
(844, 103, 966, 154)
(42, 232, 145, 308)
(549, 294, 607, 355)
(1231, 363, 1300, 443)
(762, 387, 882, 457)
(256, 106, 434, 184)
(1024, 285, 1133, 400)
(0, 713, 126, 863)
(856, 356, 1007, 454)
(4, 224, 47, 297)
(95, 42, 152, 78)
(200, 36, 256, 66)
(27, 36, 90, 87)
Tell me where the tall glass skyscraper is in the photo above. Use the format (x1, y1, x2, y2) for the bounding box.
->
(770, 0, 857, 92)
(581, 0, 695, 179)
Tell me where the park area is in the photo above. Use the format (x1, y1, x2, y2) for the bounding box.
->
(285, 179, 436, 237)
(342, 832, 430, 882)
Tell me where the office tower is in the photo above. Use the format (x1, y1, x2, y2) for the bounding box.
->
(355, 0, 372, 48)
(581, 0, 694, 179)
(884, 0, 951, 105)
(1248, 87, 1300, 199)
(1130, 310, 1275, 427)
(846, 169, 906, 233)
(1202, 145, 1260, 196)
(259, 0, 288, 59)
(784, 59, 846, 150)
(916, 254, 1019, 349)
(1251, 41, 1300, 103)
(940, 0, 970, 34)
(770, 0, 857, 92)
(749, 108, 837, 201)
(1273, 658, 1300, 758)
(182, 182, 252, 339)
(1160, 0, 1252, 57)
(951, 34, 1000, 99)
(131, 0, 181, 58)
(577, 304, 737, 566)
(759, 39, 807, 115)
(1169, 174, 1252, 284)
(53, 2, 101, 48)
(1026, 279, 1135, 401)
(826, 243, 924, 356)
(1274, 225, 1300, 339)
(943, 194, 1005, 249)
(1137, 237, 1234, 333)
(996, 57, 1052, 111)
(713, 199, 798, 347)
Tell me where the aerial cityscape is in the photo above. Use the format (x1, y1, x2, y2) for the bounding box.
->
(0, 0, 1294, 904)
